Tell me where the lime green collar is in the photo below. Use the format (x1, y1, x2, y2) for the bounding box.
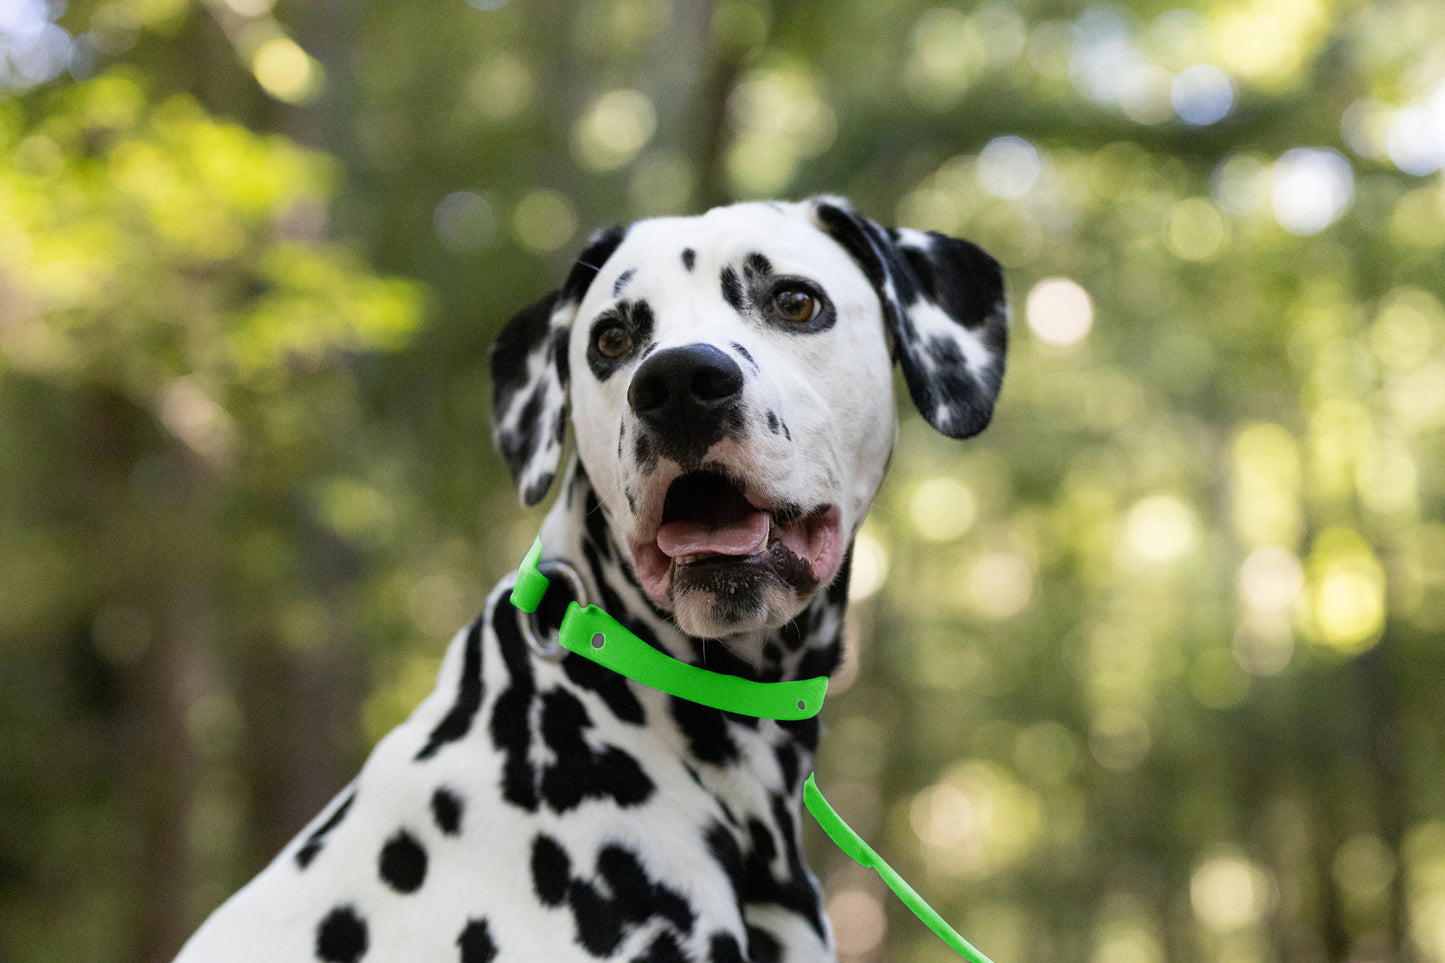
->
(509, 537, 995, 962)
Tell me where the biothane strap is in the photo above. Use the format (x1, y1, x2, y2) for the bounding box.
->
(511, 537, 995, 962)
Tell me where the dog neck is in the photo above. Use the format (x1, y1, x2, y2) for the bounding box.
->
(535, 455, 850, 689)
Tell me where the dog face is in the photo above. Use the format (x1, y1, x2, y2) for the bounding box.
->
(493, 197, 1007, 640)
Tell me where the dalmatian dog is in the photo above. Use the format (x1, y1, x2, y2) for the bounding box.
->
(175, 196, 1006, 963)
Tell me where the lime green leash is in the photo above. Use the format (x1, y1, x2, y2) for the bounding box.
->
(511, 537, 995, 962)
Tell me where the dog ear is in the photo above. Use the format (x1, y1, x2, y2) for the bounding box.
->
(491, 226, 626, 506)
(809, 196, 1008, 440)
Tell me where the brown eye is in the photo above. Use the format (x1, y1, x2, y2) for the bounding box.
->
(773, 287, 819, 323)
(595, 323, 633, 359)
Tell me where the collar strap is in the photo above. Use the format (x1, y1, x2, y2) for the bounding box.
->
(510, 537, 993, 962)
(511, 538, 827, 720)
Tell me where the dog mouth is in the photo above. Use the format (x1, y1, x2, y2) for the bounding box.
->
(628, 470, 843, 611)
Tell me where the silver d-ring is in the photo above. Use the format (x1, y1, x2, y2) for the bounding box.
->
(518, 558, 590, 662)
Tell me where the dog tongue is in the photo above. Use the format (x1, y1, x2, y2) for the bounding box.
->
(656, 511, 769, 559)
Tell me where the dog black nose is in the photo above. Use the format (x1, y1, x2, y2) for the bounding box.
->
(627, 344, 745, 437)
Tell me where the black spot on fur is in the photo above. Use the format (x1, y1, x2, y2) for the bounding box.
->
(596, 845, 695, 935)
(737, 803, 826, 938)
(540, 838, 697, 956)
(681, 248, 696, 271)
(729, 341, 757, 370)
(582, 483, 616, 564)
(776, 742, 801, 789)
(522, 471, 555, 507)
(531, 834, 571, 907)
(671, 696, 738, 765)
(765, 410, 780, 434)
(490, 599, 539, 811)
(416, 617, 486, 761)
(632, 931, 688, 963)
(563, 653, 645, 725)
(705, 821, 745, 896)
(613, 268, 637, 298)
(720, 266, 745, 313)
(795, 640, 841, 681)
(630, 300, 655, 345)
(431, 787, 463, 836)
(458, 918, 498, 963)
(570, 876, 626, 956)
(315, 905, 368, 963)
(296, 788, 355, 869)
(746, 925, 783, 963)
(744, 252, 772, 277)
(538, 688, 655, 812)
(710, 932, 744, 963)
(633, 429, 658, 475)
(378, 829, 428, 894)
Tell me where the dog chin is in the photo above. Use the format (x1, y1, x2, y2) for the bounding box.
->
(668, 568, 811, 640)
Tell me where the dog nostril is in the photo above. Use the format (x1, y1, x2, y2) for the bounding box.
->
(627, 375, 667, 414)
(692, 363, 743, 402)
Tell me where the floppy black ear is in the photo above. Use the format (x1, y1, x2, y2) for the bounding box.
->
(491, 226, 626, 505)
(809, 196, 1008, 439)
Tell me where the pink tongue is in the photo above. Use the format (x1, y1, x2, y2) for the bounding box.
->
(656, 511, 769, 559)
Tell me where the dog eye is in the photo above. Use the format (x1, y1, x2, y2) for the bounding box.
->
(772, 286, 820, 323)
(595, 323, 633, 359)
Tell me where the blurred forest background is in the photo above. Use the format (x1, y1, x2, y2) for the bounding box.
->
(2, 0, 1443, 960)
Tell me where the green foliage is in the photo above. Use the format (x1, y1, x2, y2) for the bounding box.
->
(2, 1, 1444, 961)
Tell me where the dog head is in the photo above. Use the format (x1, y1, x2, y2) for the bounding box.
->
(493, 197, 1007, 639)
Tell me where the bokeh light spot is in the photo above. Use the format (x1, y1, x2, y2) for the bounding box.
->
(1120, 64, 1176, 125)
(252, 37, 324, 105)
(912, 762, 1043, 877)
(967, 552, 1034, 618)
(1239, 546, 1304, 612)
(1271, 148, 1354, 235)
(572, 89, 656, 172)
(512, 189, 577, 252)
(1166, 197, 1228, 261)
(1171, 65, 1234, 125)
(1124, 495, 1196, 563)
(433, 191, 496, 254)
(1191, 853, 1271, 930)
(467, 54, 535, 122)
(977, 135, 1042, 199)
(1303, 528, 1385, 655)
(1026, 277, 1093, 346)
(1388, 105, 1445, 176)
(828, 889, 887, 955)
(909, 477, 978, 542)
